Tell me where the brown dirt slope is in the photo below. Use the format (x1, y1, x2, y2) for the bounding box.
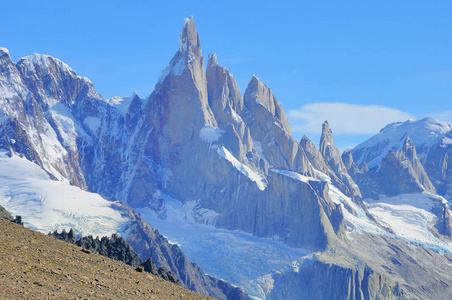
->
(0, 218, 212, 299)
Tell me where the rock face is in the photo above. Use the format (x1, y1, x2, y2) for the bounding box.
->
(243, 75, 292, 134)
(437, 202, 452, 237)
(241, 75, 313, 175)
(0, 49, 86, 187)
(268, 261, 403, 300)
(300, 134, 361, 201)
(342, 150, 360, 176)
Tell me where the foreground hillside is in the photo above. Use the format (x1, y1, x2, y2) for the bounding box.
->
(0, 218, 210, 300)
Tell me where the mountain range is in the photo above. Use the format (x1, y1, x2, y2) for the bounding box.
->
(1, 17, 452, 299)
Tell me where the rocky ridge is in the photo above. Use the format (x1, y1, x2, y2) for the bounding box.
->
(50, 228, 180, 284)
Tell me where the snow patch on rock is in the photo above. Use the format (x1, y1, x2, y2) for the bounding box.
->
(84, 116, 101, 135)
(270, 169, 316, 183)
(218, 146, 267, 190)
(158, 56, 186, 84)
(199, 126, 224, 146)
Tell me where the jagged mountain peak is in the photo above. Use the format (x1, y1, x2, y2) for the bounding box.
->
(206, 52, 244, 118)
(360, 161, 369, 173)
(243, 75, 292, 134)
(178, 16, 201, 58)
(318, 121, 362, 198)
(207, 52, 219, 67)
(402, 135, 416, 156)
(320, 120, 335, 151)
(17, 53, 76, 77)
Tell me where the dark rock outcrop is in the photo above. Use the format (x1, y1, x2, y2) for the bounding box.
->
(51, 228, 77, 244)
(50, 228, 180, 285)
(77, 234, 143, 268)
(139, 259, 179, 285)
(0, 204, 23, 225)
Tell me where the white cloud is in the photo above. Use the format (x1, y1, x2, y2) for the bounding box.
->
(288, 102, 414, 136)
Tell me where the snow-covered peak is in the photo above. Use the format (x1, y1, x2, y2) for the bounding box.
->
(17, 53, 76, 76)
(0, 47, 10, 58)
(106, 91, 140, 115)
(352, 117, 452, 169)
(380, 117, 451, 134)
(16, 53, 103, 102)
(178, 16, 201, 57)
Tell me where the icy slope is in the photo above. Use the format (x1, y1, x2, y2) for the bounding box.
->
(0, 150, 128, 237)
(137, 193, 310, 300)
(366, 193, 452, 251)
(352, 117, 452, 169)
(314, 169, 452, 252)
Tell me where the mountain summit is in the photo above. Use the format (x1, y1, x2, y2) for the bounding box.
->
(178, 16, 201, 57)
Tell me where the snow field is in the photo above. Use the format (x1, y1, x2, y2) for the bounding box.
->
(0, 150, 129, 238)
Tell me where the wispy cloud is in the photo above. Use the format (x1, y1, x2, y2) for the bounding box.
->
(288, 103, 414, 136)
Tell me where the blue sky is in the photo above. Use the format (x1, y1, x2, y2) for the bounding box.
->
(2, 1, 452, 150)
